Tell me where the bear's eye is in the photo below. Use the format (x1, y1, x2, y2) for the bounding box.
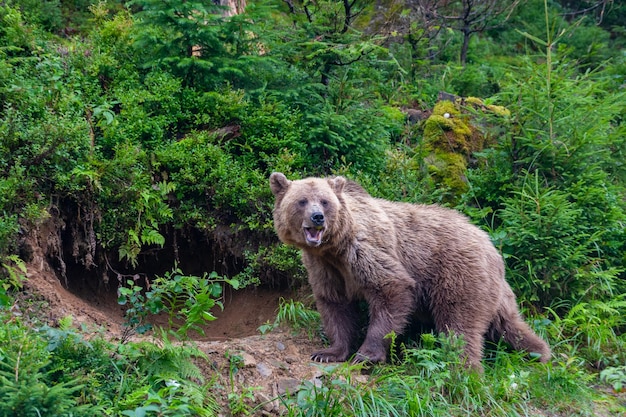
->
(320, 199, 329, 207)
(298, 198, 307, 207)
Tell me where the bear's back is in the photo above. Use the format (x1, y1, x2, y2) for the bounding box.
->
(339, 190, 503, 283)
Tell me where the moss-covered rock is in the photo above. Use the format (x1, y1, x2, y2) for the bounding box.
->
(465, 96, 511, 118)
(425, 151, 469, 200)
(419, 96, 510, 203)
(423, 100, 486, 155)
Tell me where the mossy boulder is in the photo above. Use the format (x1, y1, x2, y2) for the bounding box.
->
(420, 96, 510, 203)
(465, 96, 511, 118)
(423, 101, 486, 156)
(425, 151, 469, 199)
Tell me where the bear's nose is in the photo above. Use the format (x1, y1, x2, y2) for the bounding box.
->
(310, 212, 325, 227)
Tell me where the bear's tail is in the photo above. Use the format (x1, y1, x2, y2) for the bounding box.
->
(489, 295, 551, 363)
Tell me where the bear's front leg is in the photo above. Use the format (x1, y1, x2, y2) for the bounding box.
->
(354, 279, 416, 364)
(311, 297, 360, 363)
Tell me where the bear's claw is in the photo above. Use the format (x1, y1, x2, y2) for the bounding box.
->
(310, 348, 349, 363)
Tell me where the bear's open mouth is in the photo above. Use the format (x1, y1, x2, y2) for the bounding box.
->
(304, 226, 324, 246)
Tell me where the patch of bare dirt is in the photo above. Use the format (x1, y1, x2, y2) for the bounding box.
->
(196, 330, 331, 415)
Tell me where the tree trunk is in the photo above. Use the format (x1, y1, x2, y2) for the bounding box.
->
(219, 0, 246, 16)
(460, 28, 471, 66)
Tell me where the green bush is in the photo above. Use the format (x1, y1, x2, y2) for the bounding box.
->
(118, 266, 241, 339)
(0, 317, 99, 417)
(154, 131, 271, 229)
(547, 295, 626, 368)
(450, 64, 502, 97)
(129, 0, 267, 90)
(301, 99, 398, 176)
(0, 255, 26, 307)
(499, 172, 617, 304)
(0, 309, 220, 416)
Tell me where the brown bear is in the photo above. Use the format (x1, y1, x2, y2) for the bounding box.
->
(269, 172, 550, 371)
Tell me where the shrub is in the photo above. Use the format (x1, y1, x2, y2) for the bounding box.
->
(118, 266, 241, 339)
(0, 316, 100, 417)
(0, 309, 220, 416)
(499, 172, 618, 305)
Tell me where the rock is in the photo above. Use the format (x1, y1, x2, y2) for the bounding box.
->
(278, 378, 301, 395)
(256, 392, 278, 413)
(310, 376, 323, 388)
(256, 362, 273, 378)
(284, 355, 299, 364)
(354, 374, 369, 384)
(240, 351, 256, 367)
(236, 373, 246, 384)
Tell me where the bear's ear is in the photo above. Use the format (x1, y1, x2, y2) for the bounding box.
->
(329, 176, 346, 194)
(270, 172, 291, 196)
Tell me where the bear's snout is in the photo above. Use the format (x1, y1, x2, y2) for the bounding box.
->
(310, 212, 325, 227)
(304, 211, 326, 246)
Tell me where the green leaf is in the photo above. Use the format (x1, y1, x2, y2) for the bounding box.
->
(225, 278, 240, 290)
(515, 30, 548, 47)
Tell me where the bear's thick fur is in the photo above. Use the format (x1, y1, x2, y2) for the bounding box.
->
(269, 172, 550, 370)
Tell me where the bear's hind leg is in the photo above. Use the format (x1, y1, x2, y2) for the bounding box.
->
(311, 298, 360, 363)
(434, 317, 490, 372)
(449, 327, 486, 372)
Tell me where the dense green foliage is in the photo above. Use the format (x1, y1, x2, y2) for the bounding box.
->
(0, 309, 219, 416)
(1, 0, 625, 414)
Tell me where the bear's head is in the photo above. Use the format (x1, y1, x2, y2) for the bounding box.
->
(270, 172, 346, 249)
